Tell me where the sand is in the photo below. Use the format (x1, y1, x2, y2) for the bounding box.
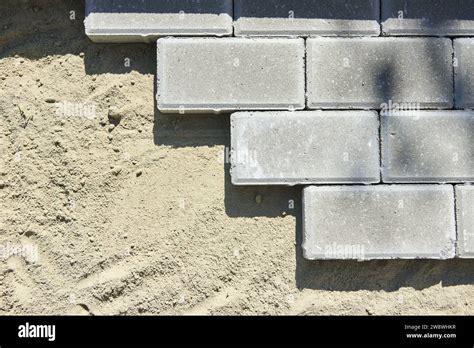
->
(0, 0, 473, 315)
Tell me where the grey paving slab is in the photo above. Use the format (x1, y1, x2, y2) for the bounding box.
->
(381, 111, 474, 183)
(455, 185, 474, 258)
(234, 0, 380, 37)
(156, 38, 305, 113)
(85, 0, 233, 42)
(306, 37, 454, 110)
(454, 39, 474, 109)
(382, 0, 474, 36)
(230, 111, 380, 185)
(303, 185, 456, 260)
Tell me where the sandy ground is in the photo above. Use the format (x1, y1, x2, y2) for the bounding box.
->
(0, 0, 473, 315)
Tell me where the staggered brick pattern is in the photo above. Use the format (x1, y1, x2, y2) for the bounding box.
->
(85, 0, 474, 260)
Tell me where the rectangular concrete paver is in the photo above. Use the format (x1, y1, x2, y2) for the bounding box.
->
(382, 0, 474, 36)
(454, 39, 474, 109)
(234, 0, 380, 37)
(157, 38, 305, 113)
(85, 0, 233, 42)
(306, 37, 454, 109)
(381, 111, 474, 183)
(303, 185, 456, 260)
(230, 111, 380, 185)
(455, 185, 474, 258)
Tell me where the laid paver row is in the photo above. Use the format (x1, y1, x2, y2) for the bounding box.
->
(156, 37, 474, 113)
(303, 184, 474, 260)
(230, 110, 474, 185)
(85, 0, 474, 41)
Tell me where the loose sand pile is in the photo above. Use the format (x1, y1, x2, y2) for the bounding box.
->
(0, 0, 472, 315)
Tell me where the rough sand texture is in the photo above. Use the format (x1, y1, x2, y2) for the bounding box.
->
(0, 0, 473, 315)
